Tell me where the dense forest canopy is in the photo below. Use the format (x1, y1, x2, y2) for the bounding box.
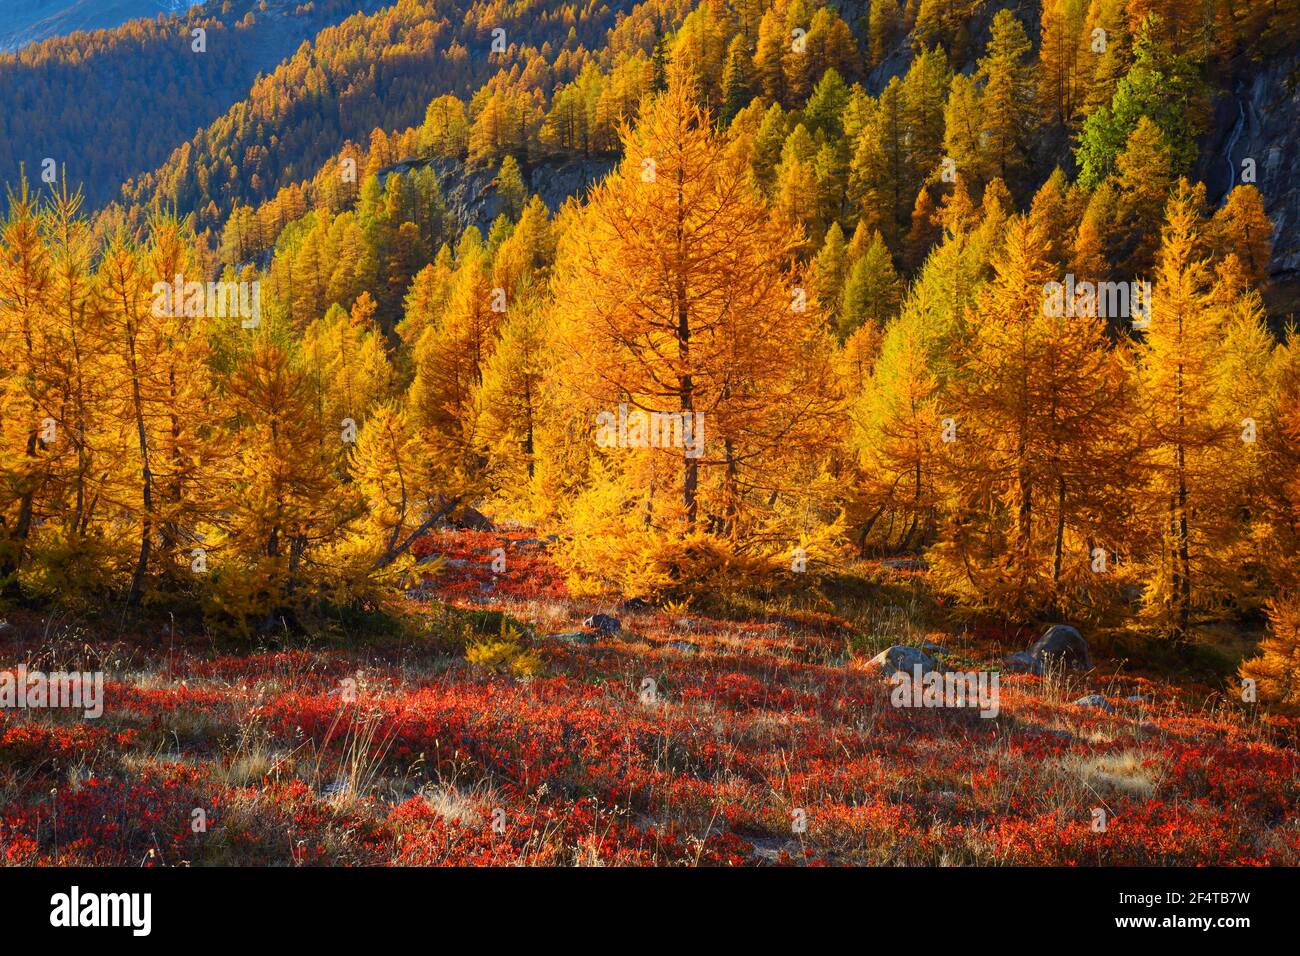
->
(4, 0, 1300, 703)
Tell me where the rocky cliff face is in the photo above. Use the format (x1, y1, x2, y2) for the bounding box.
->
(380, 155, 617, 235)
(1198, 51, 1300, 308)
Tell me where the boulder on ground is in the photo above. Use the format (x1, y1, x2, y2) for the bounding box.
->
(616, 597, 653, 615)
(1072, 694, 1113, 712)
(552, 631, 597, 646)
(866, 645, 938, 677)
(1027, 624, 1092, 674)
(1002, 651, 1037, 673)
(583, 614, 620, 634)
(453, 506, 495, 531)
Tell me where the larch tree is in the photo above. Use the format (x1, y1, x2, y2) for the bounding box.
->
(1079, 0, 1133, 116)
(929, 214, 1131, 616)
(406, 237, 501, 498)
(839, 230, 902, 339)
(1037, 0, 1090, 126)
(397, 247, 455, 348)
(99, 228, 168, 604)
(753, 5, 788, 104)
(34, 181, 110, 594)
(810, 221, 849, 327)
(773, 124, 822, 251)
(1211, 185, 1273, 287)
(868, 0, 901, 69)
(1241, 596, 1300, 707)
(1113, 115, 1175, 277)
(496, 156, 528, 221)
(300, 291, 394, 475)
(1133, 181, 1245, 638)
(749, 102, 788, 196)
(1204, 274, 1276, 610)
(550, 71, 839, 573)
(851, 310, 943, 556)
(1242, 334, 1300, 704)
(904, 185, 942, 272)
(491, 195, 555, 303)
(341, 400, 431, 583)
(941, 73, 989, 194)
(977, 9, 1036, 186)
(215, 334, 349, 627)
(720, 34, 758, 124)
(0, 181, 53, 595)
(478, 299, 555, 498)
(138, 215, 225, 591)
(900, 46, 950, 185)
(1072, 179, 1120, 280)
(1026, 168, 1073, 269)
(850, 78, 908, 245)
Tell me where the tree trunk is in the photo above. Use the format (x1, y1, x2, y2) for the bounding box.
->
(675, 162, 697, 529)
(126, 329, 153, 607)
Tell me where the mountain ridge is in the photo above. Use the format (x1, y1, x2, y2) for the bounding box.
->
(0, 0, 189, 53)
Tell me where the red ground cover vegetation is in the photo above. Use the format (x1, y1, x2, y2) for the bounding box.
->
(1, 530, 1296, 866)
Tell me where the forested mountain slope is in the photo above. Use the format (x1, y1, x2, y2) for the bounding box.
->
(110, 0, 665, 233)
(0, 0, 185, 53)
(68, 0, 1297, 308)
(0, 0, 390, 205)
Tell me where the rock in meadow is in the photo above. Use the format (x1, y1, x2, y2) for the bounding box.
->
(583, 614, 621, 634)
(552, 631, 597, 646)
(1072, 694, 1113, 712)
(866, 645, 938, 677)
(1027, 624, 1092, 674)
(453, 506, 495, 531)
(616, 597, 653, 615)
(1002, 651, 1037, 673)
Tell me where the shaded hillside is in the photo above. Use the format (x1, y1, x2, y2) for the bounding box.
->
(0, 0, 184, 53)
(114, 0, 664, 233)
(0, 0, 389, 205)
(1197, 48, 1300, 310)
